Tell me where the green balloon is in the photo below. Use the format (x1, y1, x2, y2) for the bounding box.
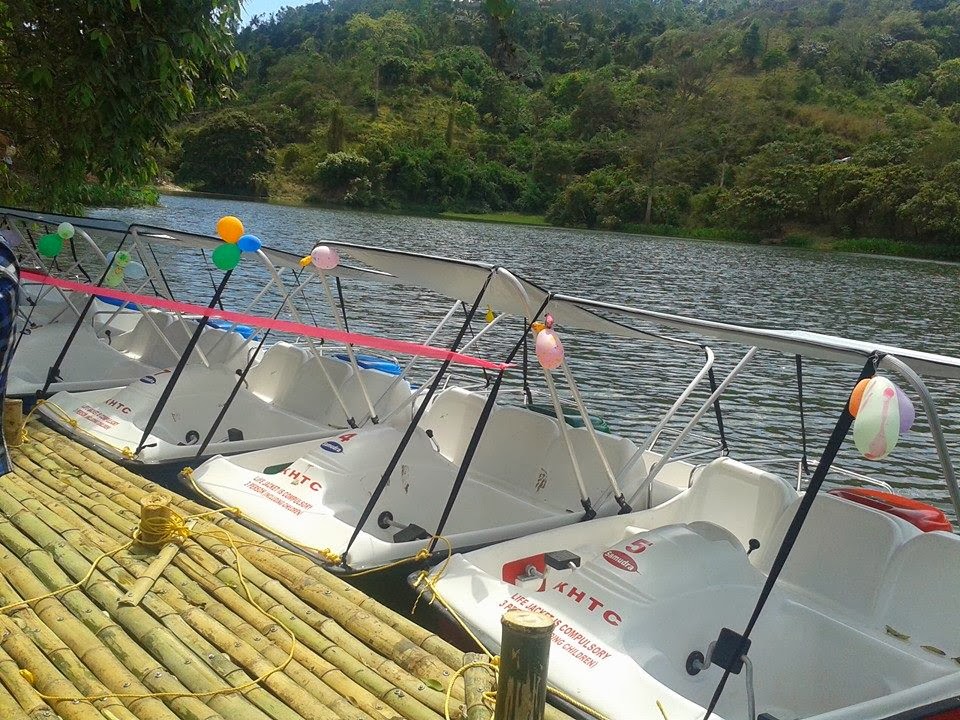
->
(212, 242, 242, 271)
(37, 233, 63, 258)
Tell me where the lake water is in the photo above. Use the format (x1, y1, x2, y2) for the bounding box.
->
(91, 194, 960, 520)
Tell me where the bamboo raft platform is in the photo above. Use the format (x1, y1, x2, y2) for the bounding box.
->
(0, 421, 571, 720)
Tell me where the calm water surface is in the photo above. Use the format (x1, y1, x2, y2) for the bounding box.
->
(91, 195, 960, 519)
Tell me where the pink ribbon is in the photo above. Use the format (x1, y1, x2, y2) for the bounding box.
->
(22, 270, 510, 371)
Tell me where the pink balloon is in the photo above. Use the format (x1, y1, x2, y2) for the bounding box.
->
(536, 328, 564, 370)
(895, 385, 915, 434)
(310, 245, 339, 270)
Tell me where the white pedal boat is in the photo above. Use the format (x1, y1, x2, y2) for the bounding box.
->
(9, 297, 249, 397)
(419, 294, 960, 720)
(426, 456, 960, 720)
(188, 385, 706, 570)
(184, 241, 730, 572)
(2, 207, 377, 398)
(39, 341, 412, 466)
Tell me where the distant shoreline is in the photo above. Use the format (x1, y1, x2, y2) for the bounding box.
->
(151, 186, 960, 265)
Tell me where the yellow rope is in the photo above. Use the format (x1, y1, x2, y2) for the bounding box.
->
(23, 399, 137, 460)
(0, 540, 134, 615)
(8, 505, 298, 704)
(444, 658, 498, 720)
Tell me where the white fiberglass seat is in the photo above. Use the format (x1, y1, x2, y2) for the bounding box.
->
(272, 354, 355, 423)
(246, 342, 309, 403)
(542, 427, 644, 510)
(110, 310, 178, 365)
(422, 387, 486, 464)
(878, 531, 960, 652)
(755, 493, 913, 618)
(612, 457, 798, 553)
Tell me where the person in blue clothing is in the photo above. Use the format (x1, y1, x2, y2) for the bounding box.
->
(0, 235, 19, 474)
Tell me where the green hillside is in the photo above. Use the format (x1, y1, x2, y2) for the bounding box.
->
(167, 0, 960, 251)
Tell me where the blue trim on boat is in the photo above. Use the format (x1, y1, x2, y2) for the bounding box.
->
(208, 318, 257, 339)
(333, 352, 402, 375)
(95, 295, 139, 310)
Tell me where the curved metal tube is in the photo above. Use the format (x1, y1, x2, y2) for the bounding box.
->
(879, 353, 960, 520)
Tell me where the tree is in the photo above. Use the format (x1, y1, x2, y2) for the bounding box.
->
(740, 21, 762, 68)
(930, 59, 960, 105)
(347, 11, 420, 117)
(176, 111, 273, 196)
(877, 41, 940, 81)
(0, 0, 244, 210)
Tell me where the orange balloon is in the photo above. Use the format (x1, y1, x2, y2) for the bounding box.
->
(216, 215, 244, 244)
(849, 377, 872, 417)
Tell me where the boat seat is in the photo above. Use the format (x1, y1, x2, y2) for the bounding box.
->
(273, 353, 354, 423)
(247, 342, 310, 403)
(422, 388, 487, 465)
(112, 310, 177, 365)
(471, 407, 560, 498)
(196, 325, 248, 366)
(542, 427, 640, 511)
(681, 457, 796, 554)
(151, 318, 247, 368)
(757, 493, 913, 618)
(644, 449, 704, 506)
(877, 530, 960, 652)
(324, 367, 413, 428)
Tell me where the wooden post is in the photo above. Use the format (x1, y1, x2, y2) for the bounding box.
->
(137, 492, 173, 548)
(494, 610, 554, 720)
(2, 398, 22, 449)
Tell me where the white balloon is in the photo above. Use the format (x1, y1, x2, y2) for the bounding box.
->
(124, 261, 147, 280)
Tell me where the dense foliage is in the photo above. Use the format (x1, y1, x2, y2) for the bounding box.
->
(0, 0, 244, 211)
(169, 0, 960, 245)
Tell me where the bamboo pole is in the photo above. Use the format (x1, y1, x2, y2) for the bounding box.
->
(0, 639, 51, 719)
(5, 427, 581, 720)
(9, 444, 424, 720)
(120, 519, 195, 607)
(463, 652, 494, 720)
(0, 615, 109, 720)
(7, 451, 439, 720)
(0, 489, 274, 720)
(494, 611, 553, 720)
(0, 531, 217, 720)
(8, 436, 438, 716)
(3, 398, 22, 448)
(29, 429, 467, 664)
(174, 549, 440, 720)
(0, 604, 139, 720)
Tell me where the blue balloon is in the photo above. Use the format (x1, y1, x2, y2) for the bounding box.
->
(237, 234, 262, 253)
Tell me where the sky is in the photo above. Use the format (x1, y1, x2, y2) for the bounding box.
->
(241, 0, 312, 24)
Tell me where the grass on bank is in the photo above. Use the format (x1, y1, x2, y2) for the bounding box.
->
(439, 211, 549, 226)
(146, 188, 960, 264)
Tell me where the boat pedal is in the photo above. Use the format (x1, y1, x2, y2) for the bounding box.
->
(393, 523, 430, 544)
(544, 550, 580, 570)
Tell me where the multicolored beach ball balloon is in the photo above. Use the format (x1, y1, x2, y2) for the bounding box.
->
(850, 375, 915, 460)
(535, 314, 564, 371)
